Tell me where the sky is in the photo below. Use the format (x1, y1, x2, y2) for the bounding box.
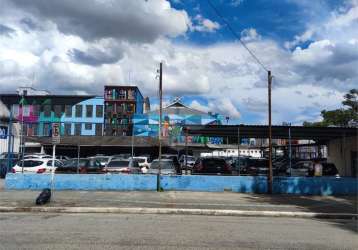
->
(0, 0, 357, 125)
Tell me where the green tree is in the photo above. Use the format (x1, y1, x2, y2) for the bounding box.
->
(303, 89, 358, 127)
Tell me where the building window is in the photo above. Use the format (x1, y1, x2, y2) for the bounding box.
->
(64, 123, 71, 136)
(95, 124, 102, 136)
(75, 105, 82, 118)
(96, 105, 103, 117)
(23, 105, 30, 116)
(86, 105, 93, 118)
(85, 123, 92, 130)
(65, 105, 72, 117)
(12, 105, 19, 117)
(33, 105, 40, 116)
(44, 105, 51, 117)
(43, 123, 50, 136)
(75, 123, 81, 135)
(119, 89, 126, 99)
(54, 105, 62, 118)
(32, 123, 38, 136)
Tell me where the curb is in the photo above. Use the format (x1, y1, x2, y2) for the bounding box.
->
(0, 206, 357, 219)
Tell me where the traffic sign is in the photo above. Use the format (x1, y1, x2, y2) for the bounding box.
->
(52, 123, 60, 144)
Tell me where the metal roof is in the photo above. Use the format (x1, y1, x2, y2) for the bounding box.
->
(183, 125, 357, 140)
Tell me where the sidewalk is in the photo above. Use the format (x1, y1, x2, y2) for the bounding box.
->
(1, 189, 357, 214)
(1, 179, 357, 218)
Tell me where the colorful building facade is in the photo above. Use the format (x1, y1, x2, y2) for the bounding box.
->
(133, 99, 224, 144)
(104, 86, 144, 136)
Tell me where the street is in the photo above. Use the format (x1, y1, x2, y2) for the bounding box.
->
(0, 213, 357, 250)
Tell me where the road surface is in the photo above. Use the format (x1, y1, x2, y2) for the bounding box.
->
(0, 213, 357, 249)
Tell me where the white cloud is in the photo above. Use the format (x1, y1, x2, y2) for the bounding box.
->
(0, 0, 357, 125)
(190, 14, 220, 33)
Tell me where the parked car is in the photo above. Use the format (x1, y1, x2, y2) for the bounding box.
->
(0, 152, 20, 160)
(161, 154, 181, 174)
(231, 157, 251, 175)
(92, 156, 111, 167)
(179, 155, 196, 170)
(246, 158, 279, 176)
(132, 156, 150, 168)
(55, 158, 104, 174)
(322, 163, 339, 176)
(147, 159, 176, 175)
(105, 159, 141, 174)
(192, 157, 232, 175)
(287, 161, 313, 177)
(13, 158, 63, 173)
(0, 158, 18, 178)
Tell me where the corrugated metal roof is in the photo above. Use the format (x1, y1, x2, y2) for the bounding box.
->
(183, 124, 357, 140)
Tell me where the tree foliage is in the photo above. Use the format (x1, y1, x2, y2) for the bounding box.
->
(303, 89, 358, 127)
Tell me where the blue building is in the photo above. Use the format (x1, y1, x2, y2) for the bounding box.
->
(60, 97, 104, 136)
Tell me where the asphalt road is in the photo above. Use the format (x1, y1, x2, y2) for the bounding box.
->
(0, 213, 357, 250)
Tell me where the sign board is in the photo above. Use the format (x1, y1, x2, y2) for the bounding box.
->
(52, 123, 60, 144)
(0, 126, 8, 139)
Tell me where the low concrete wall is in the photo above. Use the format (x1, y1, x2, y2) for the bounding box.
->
(5, 174, 157, 191)
(5, 174, 358, 195)
(160, 175, 268, 193)
(273, 177, 358, 195)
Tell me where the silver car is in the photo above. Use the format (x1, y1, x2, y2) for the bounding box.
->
(148, 159, 176, 175)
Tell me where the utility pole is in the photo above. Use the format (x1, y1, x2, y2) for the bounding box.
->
(268, 71, 273, 194)
(157, 62, 163, 191)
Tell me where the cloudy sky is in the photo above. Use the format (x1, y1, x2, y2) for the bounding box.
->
(0, 0, 357, 125)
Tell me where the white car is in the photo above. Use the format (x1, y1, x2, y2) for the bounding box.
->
(12, 158, 63, 174)
(132, 156, 150, 168)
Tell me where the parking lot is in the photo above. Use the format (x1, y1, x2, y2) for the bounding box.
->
(0, 152, 342, 178)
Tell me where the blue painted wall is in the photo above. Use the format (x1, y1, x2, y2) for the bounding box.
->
(5, 174, 358, 195)
(5, 174, 156, 191)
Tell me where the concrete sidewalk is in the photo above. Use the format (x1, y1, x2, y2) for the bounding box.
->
(0, 189, 357, 214)
(1, 179, 357, 218)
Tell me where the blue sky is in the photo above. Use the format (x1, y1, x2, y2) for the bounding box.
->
(0, 0, 357, 125)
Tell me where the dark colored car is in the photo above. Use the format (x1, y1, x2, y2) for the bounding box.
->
(105, 159, 141, 174)
(0, 158, 18, 178)
(55, 158, 104, 174)
(322, 163, 339, 176)
(231, 157, 251, 175)
(246, 158, 279, 176)
(192, 157, 232, 175)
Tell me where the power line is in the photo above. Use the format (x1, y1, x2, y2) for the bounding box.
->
(206, 0, 269, 72)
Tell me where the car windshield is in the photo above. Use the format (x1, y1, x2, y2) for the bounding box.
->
(107, 160, 129, 168)
(19, 160, 44, 168)
(151, 160, 174, 169)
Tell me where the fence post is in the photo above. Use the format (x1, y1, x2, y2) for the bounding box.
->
(6, 110, 13, 173)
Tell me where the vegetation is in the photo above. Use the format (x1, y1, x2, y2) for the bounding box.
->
(303, 89, 357, 127)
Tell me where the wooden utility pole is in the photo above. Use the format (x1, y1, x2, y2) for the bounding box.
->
(157, 62, 163, 191)
(268, 70, 273, 194)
